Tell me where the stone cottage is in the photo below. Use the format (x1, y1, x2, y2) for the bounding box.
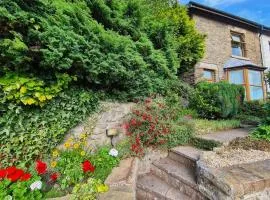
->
(186, 1, 269, 101)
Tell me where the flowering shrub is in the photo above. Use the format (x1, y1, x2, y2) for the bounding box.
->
(124, 96, 193, 156)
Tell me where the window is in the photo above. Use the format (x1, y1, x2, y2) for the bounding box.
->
(231, 32, 245, 57)
(228, 69, 264, 101)
(248, 70, 263, 100)
(229, 70, 244, 85)
(203, 69, 215, 82)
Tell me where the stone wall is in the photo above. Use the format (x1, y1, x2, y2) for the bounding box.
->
(61, 102, 135, 149)
(191, 11, 263, 82)
(197, 159, 270, 200)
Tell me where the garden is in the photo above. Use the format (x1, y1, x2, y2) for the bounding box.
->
(1, 0, 270, 199)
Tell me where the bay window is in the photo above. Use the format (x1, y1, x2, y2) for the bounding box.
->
(227, 68, 264, 101)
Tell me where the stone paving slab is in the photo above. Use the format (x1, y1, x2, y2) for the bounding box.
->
(171, 146, 201, 161)
(197, 128, 251, 144)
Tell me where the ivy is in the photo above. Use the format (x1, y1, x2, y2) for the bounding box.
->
(0, 87, 99, 167)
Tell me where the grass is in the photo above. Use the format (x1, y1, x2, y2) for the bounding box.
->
(193, 119, 241, 135)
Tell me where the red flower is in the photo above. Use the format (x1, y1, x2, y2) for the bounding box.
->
(122, 123, 130, 130)
(7, 169, 24, 182)
(50, 173, 59, 182)
(6, 166, 17, 176)
(20, 173, 31, 181)
(130, 118, 137, 126)
(0, 169, 7, 179)
(142, 113, 148, 120)
(36, 160, 47, 175)
(82, 160, 95, 173)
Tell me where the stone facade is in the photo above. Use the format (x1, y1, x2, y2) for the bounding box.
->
(189, 10, 263, 83)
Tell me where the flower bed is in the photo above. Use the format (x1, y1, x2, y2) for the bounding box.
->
(0, 132, 127, 199)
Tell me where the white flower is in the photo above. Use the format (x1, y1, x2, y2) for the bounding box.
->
(109, 148, 118, 157)
(30, 181, 42, 191)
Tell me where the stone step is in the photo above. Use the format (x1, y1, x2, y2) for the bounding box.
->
(100, 157, 139, 200)
(136, 174, 191, 200)
(151, 158, 206, 200)
(169, 146, 201, 170)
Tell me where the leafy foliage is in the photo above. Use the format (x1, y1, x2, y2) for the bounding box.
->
(0, 0, 204, 99)
(252, 126, 270, 141)
(89, 147, 120, 182)
(190, 81, 245, 119)
(251, 102, 270, 141)
(0, 87, 99, 167)
(0, 179, 43, 200)
(71, 178, 108, 200)
(240, 101, 267, 118)
(0, 72, 74, 106)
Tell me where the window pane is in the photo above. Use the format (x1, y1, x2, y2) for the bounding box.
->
(248, 70, 262, 86)
(232, 43, 243, 57)
(203, 70, 213, 79)
(229, 70, 244, 84)
(250, 86, 263, 100)
(232, 35, 241, 42)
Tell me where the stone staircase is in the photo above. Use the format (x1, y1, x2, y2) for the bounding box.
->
(136, 146, 207, 200)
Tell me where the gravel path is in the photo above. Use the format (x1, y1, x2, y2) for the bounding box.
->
(201, 148, 270, 168)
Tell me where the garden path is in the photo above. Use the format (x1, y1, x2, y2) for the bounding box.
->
(197, 127, 251, 144)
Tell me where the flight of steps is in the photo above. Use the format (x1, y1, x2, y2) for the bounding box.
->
(136, 146, 207, 200)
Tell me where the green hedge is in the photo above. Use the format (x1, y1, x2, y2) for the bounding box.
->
(0, 87, 99, 167)
(190, 81, 245, 119)
(0, 0, 204, 100)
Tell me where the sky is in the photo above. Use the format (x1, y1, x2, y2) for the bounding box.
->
(180, 0, 270, 27)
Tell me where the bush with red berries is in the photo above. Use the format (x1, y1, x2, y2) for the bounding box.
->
(124, 96, 194, 156)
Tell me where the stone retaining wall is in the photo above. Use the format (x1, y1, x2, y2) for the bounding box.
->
(61, 101, 134, 149)
(197, 159, 270, 200)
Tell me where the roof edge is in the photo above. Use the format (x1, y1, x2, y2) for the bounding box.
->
(188, 1, 270, 31)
